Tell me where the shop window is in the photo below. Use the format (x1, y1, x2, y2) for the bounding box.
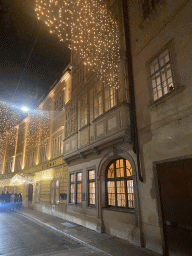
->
(88, 170, 96, 206)
(35, 182, 40, 202)
(50, 179, 60, 205)
(106, 158, 134, 208)
(149, 47, 175, 101)
(69, 172, 82, 204)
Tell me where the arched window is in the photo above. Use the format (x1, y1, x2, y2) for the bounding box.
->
(106, 158, 134, 208)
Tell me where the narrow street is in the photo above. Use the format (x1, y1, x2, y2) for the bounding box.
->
(0, 211, 107, 256)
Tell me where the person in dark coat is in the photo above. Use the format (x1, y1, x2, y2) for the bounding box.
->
(18, 193, 22, 210)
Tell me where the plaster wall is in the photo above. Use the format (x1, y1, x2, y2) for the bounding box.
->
(128, 0, 192, 254)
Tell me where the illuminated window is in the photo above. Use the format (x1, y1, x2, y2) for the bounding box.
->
(35, 182, 40, 202)
(69, 172, 82, 204)
(88, 170, 96, 206)
(52, 135, 63, 158)
(26, 151, 35, 168)
(106, 158, 134, 208)
(5, 158, 13, 173)
(65, 102, 77, 137)
(80, 95, 88, 127)
(104, 86, 117, 112)
(150, 48, 174, 101)
(93, 82, 103, 119)
(39, 144, 47, 164)
(50, 179, 60, 205)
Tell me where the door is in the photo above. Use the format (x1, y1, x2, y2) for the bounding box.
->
(157, 158, 192, 256)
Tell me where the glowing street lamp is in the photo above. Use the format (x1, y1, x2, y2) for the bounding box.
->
(21, 106, 29, 112)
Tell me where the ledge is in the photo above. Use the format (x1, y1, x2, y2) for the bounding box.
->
(148, 85, 185, 109)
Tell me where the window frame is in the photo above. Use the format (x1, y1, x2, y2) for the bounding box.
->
(147, 43, 177, 103)
(88, 169, 96, 207)
(106, 158, 134, 209)
(104, 85, 117, 112)
(93, 82, 103, 119)
(50, 179, 60, 205)
(69, 171, 82, 205)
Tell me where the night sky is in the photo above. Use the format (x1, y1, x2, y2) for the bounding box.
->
(0, 0, 70, 109)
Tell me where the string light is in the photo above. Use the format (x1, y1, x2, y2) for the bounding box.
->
(35, 0, 121, 88)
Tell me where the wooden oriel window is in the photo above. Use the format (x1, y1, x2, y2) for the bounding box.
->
(106, 158, 134, 209)
(88, 170, 96, 206)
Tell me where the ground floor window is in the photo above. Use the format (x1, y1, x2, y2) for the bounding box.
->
(88, 170, 96, 206)
(50, 179, 60, 205)
(106, 158, 134, 208)
(69, 172, 82, 204)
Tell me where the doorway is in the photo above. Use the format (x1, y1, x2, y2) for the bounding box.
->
(157, 158, 192, 256)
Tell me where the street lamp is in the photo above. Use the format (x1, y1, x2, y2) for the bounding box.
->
(21, 106, 29, 112)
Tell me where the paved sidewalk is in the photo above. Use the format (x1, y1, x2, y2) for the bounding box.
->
(15, 207, 161, 256)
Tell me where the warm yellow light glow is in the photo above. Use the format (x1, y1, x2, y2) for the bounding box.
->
(35, 0, 121, 88)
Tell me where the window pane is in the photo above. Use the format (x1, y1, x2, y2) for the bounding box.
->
(89, 182, 95, 205)
(89, 170, 95, 180)
(70, 183, 75, 203)
(116, 181, 126, 207)
(127, 180, 134, 208)
(108, 163, 114, 178)
(77, 183, 82, 204)
(77, 172, 82, 181)
(107, 181, 115, 206)
(71, 174, 75, 182)
(126, 160, 132, 176)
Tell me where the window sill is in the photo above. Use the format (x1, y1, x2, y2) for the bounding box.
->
(148, 85, 185, 109)
(102, 207, 135, 214)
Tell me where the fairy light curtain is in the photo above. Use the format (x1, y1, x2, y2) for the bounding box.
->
(35, 0, 121, 88)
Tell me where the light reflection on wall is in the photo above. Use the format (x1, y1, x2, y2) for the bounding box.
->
(34, 169, 54, 183)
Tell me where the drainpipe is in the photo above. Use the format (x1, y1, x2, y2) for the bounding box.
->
(121, 0, 143, 182)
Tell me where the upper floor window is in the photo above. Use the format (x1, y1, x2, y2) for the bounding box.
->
(54, 92, 64, 112)
(106, 158, 134, 209)
(150, 48, 174, 101)
(65, 102, 77, 138)
(93, 82, 103, 119)
(39, 144, 47, 164)
(80, 95, 88, 128)
(5, 158, 13, 174)
(52, 135, 63, 159)
(26, 151, 35, 169)
(104, 85, 117, 112)
(141, 0, 162, 20)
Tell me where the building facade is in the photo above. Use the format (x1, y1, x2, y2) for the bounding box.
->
(0, 66, 71, 217)
(128, 0, 192, 254)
